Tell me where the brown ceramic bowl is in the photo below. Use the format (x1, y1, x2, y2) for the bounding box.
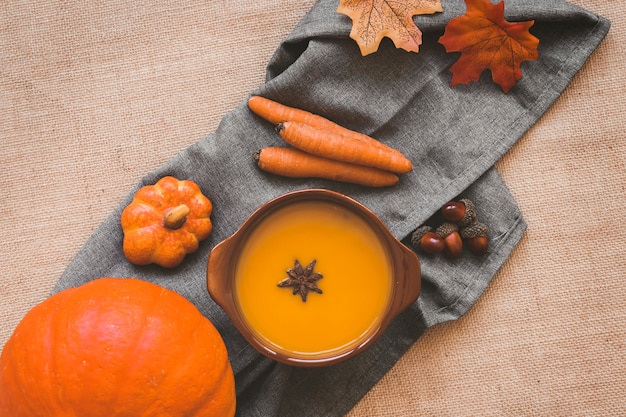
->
(206, 189, 420, 367)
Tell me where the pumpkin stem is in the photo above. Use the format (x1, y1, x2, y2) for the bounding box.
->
(163, 204, 191, 229)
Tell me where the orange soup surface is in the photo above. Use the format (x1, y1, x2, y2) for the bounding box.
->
(234, 200, 393, 359)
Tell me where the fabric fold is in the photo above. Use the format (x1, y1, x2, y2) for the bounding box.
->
(53, 0, 609, 415)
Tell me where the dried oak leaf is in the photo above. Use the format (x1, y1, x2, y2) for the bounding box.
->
(337, 0, 443, 56)
(438, 0, 539, 93)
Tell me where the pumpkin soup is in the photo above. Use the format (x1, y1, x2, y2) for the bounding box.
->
(234, 200, 392, 359)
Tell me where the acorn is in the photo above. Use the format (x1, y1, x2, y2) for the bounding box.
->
(441, 198, 477, 228)
(441, 201, 465, 222)
(460, 222, 489, 256)
(458, 199, 478, 228)
(436, 222, 463, 258)
(410, 225, 445, 255)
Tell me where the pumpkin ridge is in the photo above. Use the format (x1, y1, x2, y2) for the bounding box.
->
(188, 350, 236, 417)
(177, 228, 201, 253)
(43, 298, 66, 415)
(149, 235, 184, 267)
(106, 286, 165, 415)
(121, 202, 161, 232)
(181, 328, 232, 415)
(138, 298, 223, 416)
(41, 292, 74, 416)
(182, 218, 212, 242)
(0, 290, 72, 416)
(0, 338, 29, 414)
(178, 329, 234, 417)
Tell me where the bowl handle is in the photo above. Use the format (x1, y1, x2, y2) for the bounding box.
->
(390, 243, 421, 315)
(206, 236, 239, 319)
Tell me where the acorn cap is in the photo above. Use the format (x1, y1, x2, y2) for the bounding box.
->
(435, 222, 458, 238)
(460, 222, 489, 239)
(410, 225, 432, 248)
(458, 198, 477, 228)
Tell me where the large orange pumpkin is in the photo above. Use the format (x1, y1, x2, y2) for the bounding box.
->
(0, 278, 236, 417)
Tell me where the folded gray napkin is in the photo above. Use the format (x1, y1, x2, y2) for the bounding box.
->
(53, 0, 609, 415)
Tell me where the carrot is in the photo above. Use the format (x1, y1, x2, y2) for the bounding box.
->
(254, 147, 399, 188)
(248, 95, 391, 151)
(276, 121, 413, 174)
(248, 95, 331, 127)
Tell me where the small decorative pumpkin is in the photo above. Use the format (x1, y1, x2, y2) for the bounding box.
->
(121, 176, 213, 268)
(0, 278, 236, 417)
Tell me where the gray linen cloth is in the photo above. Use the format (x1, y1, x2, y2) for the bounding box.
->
(53, 0, 609, 415)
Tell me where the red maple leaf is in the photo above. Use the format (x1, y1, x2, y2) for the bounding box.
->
(438, 0, 539, 93)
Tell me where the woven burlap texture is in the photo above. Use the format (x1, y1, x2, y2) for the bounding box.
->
(1, 1, 624, 416)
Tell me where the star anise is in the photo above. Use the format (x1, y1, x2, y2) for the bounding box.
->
(277, 259, 323, 302)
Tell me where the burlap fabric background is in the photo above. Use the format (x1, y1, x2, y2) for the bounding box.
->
(1, 1, 623, 415)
